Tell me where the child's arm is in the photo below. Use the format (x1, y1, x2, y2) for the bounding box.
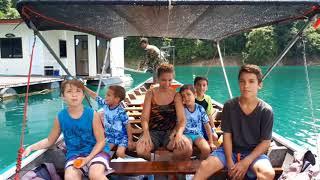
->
(83, 86, 98, 99)
(174, 93, 186, 137)
(204, 123, 215, 150)
(208, 113, 216, 129)
(87, 112, 106, 161)
(23, 118, 61, 157)
(223, 132, 234, 169)
(207, 96, 217, 128)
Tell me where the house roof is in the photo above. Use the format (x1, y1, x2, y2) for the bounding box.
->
(16, 0, 320, 40)
(0, 19, 23, 24)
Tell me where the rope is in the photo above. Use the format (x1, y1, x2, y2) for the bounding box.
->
(301, 37, 317, 148)
(205, 43, 218, 77)
(217, 41, 233, 99)
(14, 34, 37, 180)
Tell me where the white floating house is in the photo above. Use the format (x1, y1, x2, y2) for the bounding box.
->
(0, 19, 132, 85)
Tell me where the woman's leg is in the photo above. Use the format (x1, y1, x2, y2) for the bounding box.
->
(169, 135, 193, 160)
(194, 137, 211, 160)
(136, 134, 154, 160)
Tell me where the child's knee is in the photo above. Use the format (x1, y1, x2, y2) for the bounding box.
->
(89, 164, 105, 180)
(65, 168, 82, 180)
(201, 145, 211, 156)
(257, 167, 275, 180)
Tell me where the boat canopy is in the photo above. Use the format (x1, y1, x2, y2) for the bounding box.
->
(16, 0, 320, 40)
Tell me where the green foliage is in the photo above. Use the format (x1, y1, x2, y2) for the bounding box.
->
(305, 26, 320, 55)
(0, 0, 19, 19)
(243, 26, 278, 65)
(0, 0, 11, 14)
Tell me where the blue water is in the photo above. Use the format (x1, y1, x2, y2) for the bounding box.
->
(0, 66, 319, 170)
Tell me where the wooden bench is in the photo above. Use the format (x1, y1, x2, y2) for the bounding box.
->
(109, 160, 283, 178)
(110, 160, 201, 175)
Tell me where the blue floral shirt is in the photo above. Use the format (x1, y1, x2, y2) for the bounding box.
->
(96, 96, 129, 145)
(184, 103, 209, 136)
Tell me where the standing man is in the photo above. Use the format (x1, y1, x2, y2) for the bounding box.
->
(139, 38, 168, 82)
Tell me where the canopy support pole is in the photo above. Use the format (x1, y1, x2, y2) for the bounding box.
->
(216, 41, 233, 99)
(262, 18, 313, 81)
(28, 21, 92, 107)
(96, 41, 110, 96)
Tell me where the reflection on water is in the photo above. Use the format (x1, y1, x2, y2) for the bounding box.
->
(0, 66, 319, 170)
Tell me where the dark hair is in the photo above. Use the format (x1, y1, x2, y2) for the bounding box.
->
(109, 85, 126, 101)
(179, 84, 195, 94)
(157, 64, 174, 78)
(140, 37, 149, 45)
(238, 64, 263, 83)
(61, 79, 84, 95)
(194, 76, 208, 86)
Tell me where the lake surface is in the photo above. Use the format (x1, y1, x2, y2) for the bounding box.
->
(0, 66, 319, 170)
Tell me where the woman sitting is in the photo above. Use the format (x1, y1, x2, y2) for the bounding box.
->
(136, 64, 192, 160)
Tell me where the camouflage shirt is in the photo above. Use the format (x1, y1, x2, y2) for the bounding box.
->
(140, 44, 167, 70)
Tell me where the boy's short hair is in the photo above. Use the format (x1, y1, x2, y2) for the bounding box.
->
(140, 38, 149, 45)
(157, 64, 174, 78)
(238, 64, 263, 83)
(194, 76, 208, 86)
(61, 79, 84, 95)
(179, 84, 195, 94)
(109, 85, 126, 101)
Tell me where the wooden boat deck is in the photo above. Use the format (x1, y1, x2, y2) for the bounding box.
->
(1, 78, 301, 179)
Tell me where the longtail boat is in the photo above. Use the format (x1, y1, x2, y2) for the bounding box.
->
(1, 0, 320, 179)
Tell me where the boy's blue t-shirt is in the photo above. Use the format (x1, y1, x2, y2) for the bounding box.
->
(58, 107, 97, 160)
(184, 103, 209, 136)
(96, 96, 129, 141)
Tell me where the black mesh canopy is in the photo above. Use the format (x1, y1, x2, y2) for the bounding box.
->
(16, 0, 320, 40)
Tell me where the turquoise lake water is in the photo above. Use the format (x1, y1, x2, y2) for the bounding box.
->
(0, 66, 319, 170)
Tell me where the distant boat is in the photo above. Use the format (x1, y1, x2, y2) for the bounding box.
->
(86, 74, 133, 86)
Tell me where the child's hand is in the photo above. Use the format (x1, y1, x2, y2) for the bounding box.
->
(73, 157, 89, 169)
(140, 134, 152, 152)
(22, 146, 32, 158)
(209, 143, 216, 152)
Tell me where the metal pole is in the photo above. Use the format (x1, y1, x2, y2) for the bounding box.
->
(262, 19, 312, 81)
(28, 21, 92, 107)
(96, 41, 110, 96)
(216, 41, 233, 99)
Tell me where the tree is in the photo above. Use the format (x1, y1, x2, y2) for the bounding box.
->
(243, 26, 278, 65)
(0, 0, 20, 19)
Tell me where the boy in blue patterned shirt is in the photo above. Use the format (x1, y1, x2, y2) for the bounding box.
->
(180, 84, 215, 160)
(85, 85, 130, 158)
